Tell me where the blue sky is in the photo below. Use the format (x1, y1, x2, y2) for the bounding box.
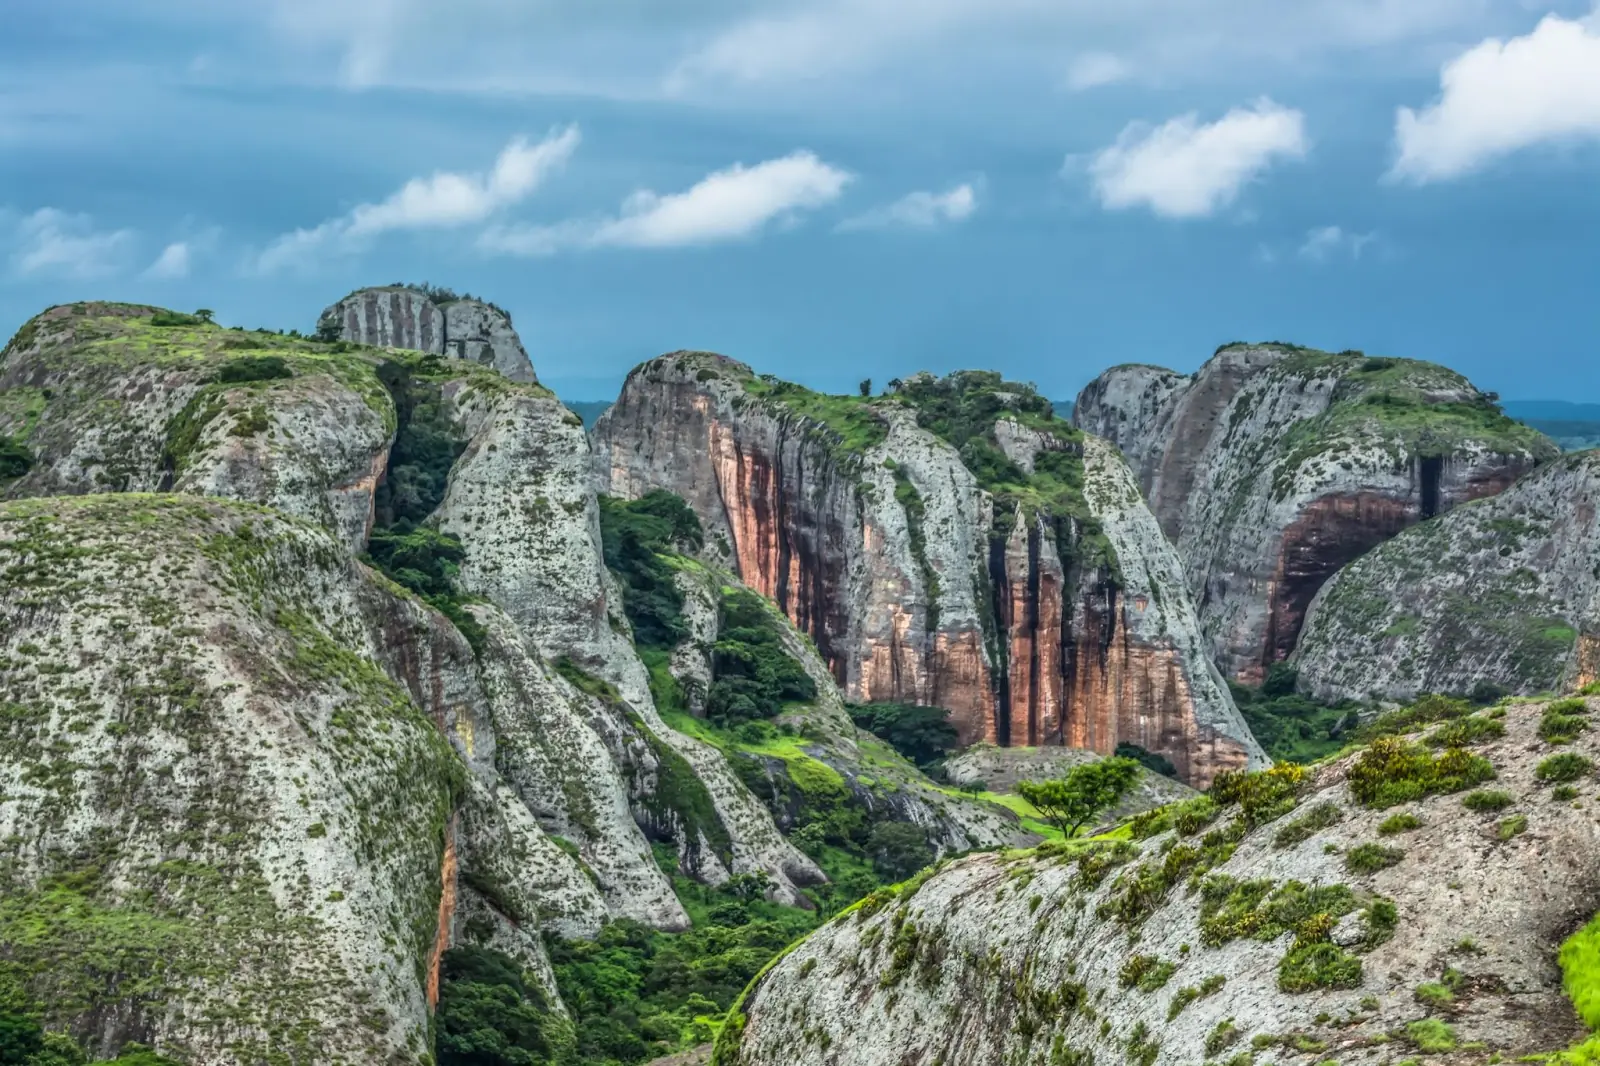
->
(3, 1, 1598, 402)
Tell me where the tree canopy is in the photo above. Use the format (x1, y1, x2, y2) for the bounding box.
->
(1017, 757, 1141, 836)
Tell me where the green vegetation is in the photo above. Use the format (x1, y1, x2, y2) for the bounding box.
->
(740, 371, 890, 455)
(435, 946, 576, 1065)
(1205, 1019, 1241, 1057)
(1273, 802, 1343, 849)
(1017, 757, 1140, 836)
(706, 588, 816, 727)
(1542, 698, 1591, 744)
(0, 999, 180, 1065)
(845, 702, 957, 768)
(1278, 941, 1364, 993)
(597, 491, 704, 649)
(364, 525, 486, 651)
(1230, 667, 1353, 764)
(1414, 968, 1464, 1010)
(1119, 954, 1176, 992)
(1343, 842, 1405, 874)
(1537, 752, 1595, 784)
(0, 434, 31, 479)
(1115, 742, 1178, 779)
(1378, 812, 1422, 836)
(1345, 737, 1495, 809)
(1405, 1018, 1458, 1053)
(1497, 814, 1528, 840)
(1168, 975, 1225, 1020)
(1461, 789, 1514, 813)
(889, 466, 941, 631)
(372, 354, 465, 528)
(215, 354, 293, 383)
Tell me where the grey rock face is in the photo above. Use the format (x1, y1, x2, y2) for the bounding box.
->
(595, 353, 1263, 787)
(319, 286, 536, 383)
(725, 700, 1600, 1066)
(1074, 344, 1555, 683)
(1296, 450, 1600, 702)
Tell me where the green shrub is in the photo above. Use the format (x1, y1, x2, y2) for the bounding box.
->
(436, 945, 577, 1065)
(1344, 843, 1405, 874)
(847, 702, 957, 767)
(1116, 742, 1178, 778)
(1019, 758, 1140, 837)
(1461, 789, 1514, 813)
(1427, 714, 1505, 748)
(1278, 942, 1363, 993)
(1346, 738, 1494, 808)
(1274, 802, 1344, 848)
(706, 588, 816, 726)
(1167, 974, 1225, 1020)
(216, 354, 293, 383)
(1231, 670, 1354, 764)
(1405, 1018, 1457, 1052)
(1541, 699, 1591, 744)
(1497, 814, 1528, 841)
(1362, 693, 1472, 740)
(149, 310, 202, 327)
(1554, 786, 1580, 801)
(1204, 1018, 1241, 1057)
(597, 491, 704, 649)
(1537, 753, 1595, 784)
(0, 435, 32, 480)
(1172, 795, 1222, 836)
(1119, 954, 1176, 992)
(1377, 812, 1422, 836)
(1210, 763, 1307, 825)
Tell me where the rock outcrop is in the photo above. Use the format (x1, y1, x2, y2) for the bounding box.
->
(1296, 450, 1600, 702)
(319, 285, 536, 384)
(594, 354, 1264, 787)
(722, 698, 1600, 1066)
(1075, 344, 1555, 683)
(0, 494, 592, 1063)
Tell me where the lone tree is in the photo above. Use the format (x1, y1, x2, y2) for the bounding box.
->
(193, 309, 214, 324)
(859, 378, 873, 397)
(1018, 757, 1141, 836)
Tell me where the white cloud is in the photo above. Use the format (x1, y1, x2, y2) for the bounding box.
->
(481, 150, 852, 255)
(10, 208, 134, 278)
(1297, 225, 1377, 262)
(1390, 11, 1600, 183)
(258, 127, 579, 271)
(838, 183, 978, 231)
(145, 241, 191, 279)
(1087, 99, 1308, 219)
(1065, 52, 1131, 91)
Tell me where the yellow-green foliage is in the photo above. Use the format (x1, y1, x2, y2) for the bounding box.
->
(1346, 737, 1494, 808)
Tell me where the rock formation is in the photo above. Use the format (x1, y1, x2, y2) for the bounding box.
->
(1074, 343, 1555, 683)
(318, 284, 537, 384)
(594, 354, 1264, 787)
(720, 698, 1600, 1066)
(1296, 450, 1600, 702)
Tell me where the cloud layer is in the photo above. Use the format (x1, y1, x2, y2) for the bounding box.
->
(1088, 99, 1308, 218)
(258, 128, 579, 271)
(838, 184, 977, 231)
(1392, 11, 1600, 182)
(9, 209, 133, 279)
(481, 151, 852, 254)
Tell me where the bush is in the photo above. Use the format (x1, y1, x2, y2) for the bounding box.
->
(598, 491, 704, 648)
(1427, 714, 1505, 748)
(1497, 814, 1528, 841)
(1231, 672, 1353, 764)
(1377, 812, 1422, 836)
(847, 702, 957, 767)
(706, 589, 816, 726)
(149, 310, 201, 327)
(1405, 1019, 1457, 1053)
(1537, 752, 1594, 784)
(0, 435, 32, 479)
(1461, 789, 1513, 813)
(866, 822, 934, 882)
(1541, 699, 1590, 744)
(1211, 763, 1306, 824)
(1119, 954, 1176, 992)
(1346, 738, 1494, 809)
(1344, 843, 1405, 874)
(1274, 802, 1343, 849)
(216, 354, 293, 383)
(1278, 942, 1363, 993)
(1362, 693, 1472, 741)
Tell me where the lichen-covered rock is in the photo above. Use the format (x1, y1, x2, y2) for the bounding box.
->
(0, 495, 463, 1065)
(319, 285, 536, 383)
(724, 699, 1600, 1066)
(1296, 450, 1600, 702)
(594, 354, 1262, 786)
(0, 302, 395, 551)
(1075, 344, 1555, 683)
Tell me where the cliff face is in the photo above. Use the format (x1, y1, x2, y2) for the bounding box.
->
(1296, 450, 1600, 702)
(1075, 344, 1555, 683)
(593, 354, 1264, 787)
(319, 285, 537, 384)
(0, 494, 601, 1064)
(723, 698, 1600, 1066)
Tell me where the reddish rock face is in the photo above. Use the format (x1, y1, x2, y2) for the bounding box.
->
(594, 354, 1264, 787)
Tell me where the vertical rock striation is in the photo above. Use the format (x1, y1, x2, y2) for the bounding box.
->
(1075, 343, 1555, 683)
(593, 353, 1264, 786)
(318, 285, 537, 384)
(1295, 449, 1600, 702)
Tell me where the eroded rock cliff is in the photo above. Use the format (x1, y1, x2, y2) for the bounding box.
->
(319, 284, 537, 384)
(1296, 450, 1600, 702)
(594, 354, 1263, 786)
(721, 698, 1600, 1066)
(1075, 344, 1554, 683)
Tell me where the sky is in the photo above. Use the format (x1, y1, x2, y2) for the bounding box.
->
(2, 1, 1598, 403)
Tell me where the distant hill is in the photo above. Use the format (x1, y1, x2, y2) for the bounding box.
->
(564, 400, 612, 428)
(1503, 400, 1600, 451)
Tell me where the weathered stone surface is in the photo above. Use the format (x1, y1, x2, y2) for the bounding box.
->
(0, 496, 462, 1064)
(1296, 450, 1600, 702)
(943, 745, 1196, 824)
(0, 303, 395, 550)
(319, 285, 536, 383)
(1075, 344, 1555, 683)
(594, 354, 1263, 786)
(726, 700, 1600, 1066)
